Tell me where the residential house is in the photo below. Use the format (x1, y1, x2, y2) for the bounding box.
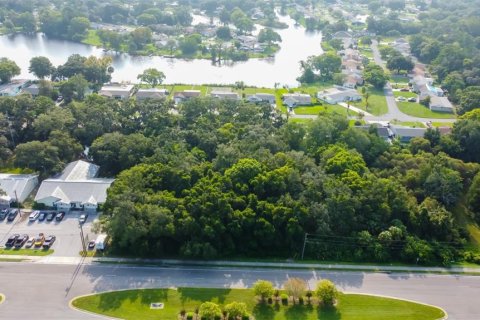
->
(136, 88, 169, 100)
(391, 126, 427, 143)
(0, 174, 38, 207)
(22, 83, 40, 97)
(246, 93, 276, 104)
(210, 91, 240, 100)
(317, 86, 362, 104)
(35, 160, 114, 211)
(173, 90, 201, 104)
(0, 79, 31, 97)
(99, 83, 134, 100)
(355, 125, 393, 142)
(429, 96, 454, 113)
(282, 93, 312, 108)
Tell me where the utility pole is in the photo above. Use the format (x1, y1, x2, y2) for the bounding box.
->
(79, 222, 87, 256)
(301, 233, 308, 260)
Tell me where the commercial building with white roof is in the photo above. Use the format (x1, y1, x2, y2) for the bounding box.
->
(35, 160, 114, 211)
(0, 173, 38, 206)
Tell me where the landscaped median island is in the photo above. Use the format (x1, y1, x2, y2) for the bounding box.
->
(72, 279, 445, 320)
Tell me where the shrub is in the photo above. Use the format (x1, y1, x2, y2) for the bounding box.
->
(284, 278, 307, 302)
(180, 309, 186, 318)
(267, 297, 273, 304)
(224, 301, 247, 319)
(199, 302, 221, 320)
(299, 297, 304, 305)
(253, 280, 274, 302)
(280, 293, 289, 305)
(316, 279, 339, 306)
(186, 311, 194, 320)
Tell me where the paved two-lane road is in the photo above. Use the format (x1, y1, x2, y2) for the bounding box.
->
(0, 261, 479, 319)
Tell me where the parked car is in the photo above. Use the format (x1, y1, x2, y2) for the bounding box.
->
(25, 237, 34, 248)
(88, 240, 96, 250)
(43, 235, 56, 249)
(46, 212, 56, 222)
(34, 233, 45, 247)
(400, 88, 410, 92)
(38, 212, 47, 221)
(0, 209, 8, 221)
(55, 211, 66, 222)
(29, 210, 40, 222)
(14, 234, 29, 248)
(5, 234, 20, 247)
(79, 214, 88, 224)
(7, 209, 18, 222)
(408, 97, 416, 102)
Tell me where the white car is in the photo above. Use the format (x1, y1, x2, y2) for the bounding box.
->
(29, 210, 40, 222)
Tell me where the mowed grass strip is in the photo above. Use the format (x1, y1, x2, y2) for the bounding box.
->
(72, 288, 445, 320)
(0, 248, 53, 256)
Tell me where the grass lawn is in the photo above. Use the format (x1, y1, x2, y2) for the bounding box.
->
(391, 75, 410, 84)
(289, 118, 313, 124)
(351, 88, 388, 116)
(82, 30, 102, 47)
(431, 122, 454, 127)
(295, 104, 357, 117)
(393, 91, 417, 98)
(397, 102, 456, 119)
(72, 288, 445, 320)
(0, 248, 53, 256)
(390, 120, 426, 128)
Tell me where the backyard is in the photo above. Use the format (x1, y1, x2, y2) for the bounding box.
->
(350, 88, 388, 116)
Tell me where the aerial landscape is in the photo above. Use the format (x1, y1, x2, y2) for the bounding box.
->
(0, 0, 479, 319)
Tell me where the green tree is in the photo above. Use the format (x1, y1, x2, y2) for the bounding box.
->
(386, 55, 414, 74)
(424, 166, 463, 207)
(363, 63, 388, 89)
(253, 280, 274, 302)
(137, 68, 165, 87)
(137, 13, 157, 26)
(59, 74, 89, 102)
(467, 172, 480, 221)
(0, 58, 21, 84)
(69, 17, 90, 40)
(458, 86, 480, 114)
(216, 26, 232, 41)
(15, 12, 36, 33)
(14, 141, 62, 176)
(315, 279, 339, 306)
(258, 28, 282, 46)
(29, 56, 54, 79)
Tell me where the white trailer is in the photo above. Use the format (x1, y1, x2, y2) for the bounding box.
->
(95, 234, 109, 251)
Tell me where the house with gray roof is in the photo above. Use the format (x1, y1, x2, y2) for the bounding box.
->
(0, 173, 38, 207)
(136, 88, 169, 100)
(173, 90, 201, 104)
(430, 96, 454, 113)
(391, 126, 427, 143)
(210, 91, 240, 100)
(282, 93, 311, 108)
(246, 93, 276, 104)
(35, 160, 114, 211)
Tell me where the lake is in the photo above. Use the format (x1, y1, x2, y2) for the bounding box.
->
(0, 14, 322, 87)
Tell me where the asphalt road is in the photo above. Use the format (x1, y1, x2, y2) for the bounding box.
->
(0, 261, 479, 319)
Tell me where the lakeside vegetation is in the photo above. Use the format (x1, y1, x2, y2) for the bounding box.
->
(72, 287, 445, 320)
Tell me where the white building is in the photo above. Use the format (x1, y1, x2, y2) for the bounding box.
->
(210, 91, 240, 100)
(317, 86, 362, 104)
(99, 84, 134, 100)
(35, 160, 114, 211)
(0, 174, 38, 206)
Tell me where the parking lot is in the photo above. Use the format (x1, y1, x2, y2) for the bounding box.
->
(0, 209, 98, 257)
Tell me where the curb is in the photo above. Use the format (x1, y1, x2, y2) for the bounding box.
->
(69, 294, 122, 320)
(343, 291, 448, 320)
